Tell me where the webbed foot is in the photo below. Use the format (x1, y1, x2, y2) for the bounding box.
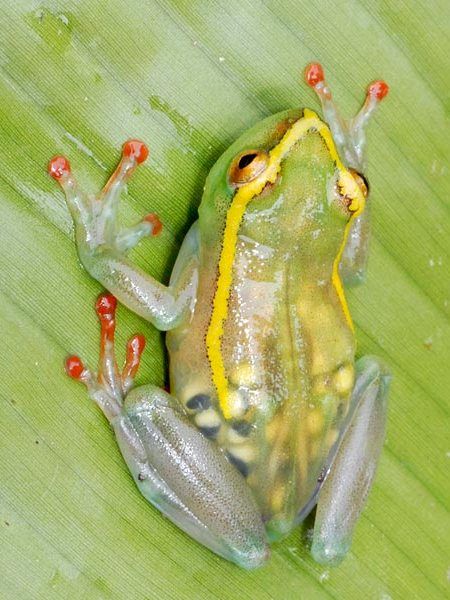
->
(48, 140, 162, 259)
(65, 292, 146, 421)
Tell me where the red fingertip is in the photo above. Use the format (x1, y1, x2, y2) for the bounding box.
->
(95, 293, 117, 317)
(48, 156, 71, 180)
(368, 80, 389, 101)
(122, 334, 146, 382)
(305, 62, 324, 87)
(65, 355, 85, 379)
(122, 139, 149, 164)
(143, 212, 163, 236)
(127, 334, 146, 358)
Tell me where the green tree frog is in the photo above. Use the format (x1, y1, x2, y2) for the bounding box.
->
(49, 63, 391, 569)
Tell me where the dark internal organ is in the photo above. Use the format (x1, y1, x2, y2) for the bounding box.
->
(183, 380, 258, 478)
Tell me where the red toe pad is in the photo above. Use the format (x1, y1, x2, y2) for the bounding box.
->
(48, 156, 71, 180)
(122, 140, 149, 164)
(368, 80, 389, 101)
(143, 213, 163, 236)
(95, 293, 117, 318)
(305, 63, 325, 87)
(65, 355, 85, 379)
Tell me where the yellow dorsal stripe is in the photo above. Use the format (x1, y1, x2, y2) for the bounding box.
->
(207, 109, 364, 419)
(330, 169, 366, 335)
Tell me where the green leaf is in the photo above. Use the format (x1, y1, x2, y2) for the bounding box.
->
(1, 1, 449, 598)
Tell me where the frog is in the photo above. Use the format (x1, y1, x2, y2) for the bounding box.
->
(49, 63, 391, 569)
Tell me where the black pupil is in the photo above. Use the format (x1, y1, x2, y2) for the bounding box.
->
(359, 171, 370, 192)
(238, 153, 257, 169)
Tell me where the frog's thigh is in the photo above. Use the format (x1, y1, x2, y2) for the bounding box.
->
(311, 355, 391, 565)
(113, 385, 269, 569)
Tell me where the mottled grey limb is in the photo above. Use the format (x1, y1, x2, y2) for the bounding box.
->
(113, 385, 269, 569)
(311, 355, 391, 565)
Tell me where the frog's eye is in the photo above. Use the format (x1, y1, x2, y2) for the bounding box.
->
(335, 169, 367, 217)
(229, 150, 269, 186)
(349, 168, 369, 199)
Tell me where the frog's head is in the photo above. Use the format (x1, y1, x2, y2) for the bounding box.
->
(199, 64, 388, 265)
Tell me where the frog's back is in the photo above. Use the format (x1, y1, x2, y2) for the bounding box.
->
(167, 109, 358, 537)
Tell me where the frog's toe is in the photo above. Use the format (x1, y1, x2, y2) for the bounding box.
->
(64, 293, 148, 422)
(48, 155, 71, 180)
(311, 537, 349, 566)
(114, 212, 163, 254)
(304, 62, 389, 171)
(232, 542, 270, 570)
(98, 139, 160, 255)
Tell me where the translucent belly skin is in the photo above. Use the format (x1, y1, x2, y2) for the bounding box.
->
(167, 233, 356, 538)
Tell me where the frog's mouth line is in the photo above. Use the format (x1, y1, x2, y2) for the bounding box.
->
(206, 111, 364, 419)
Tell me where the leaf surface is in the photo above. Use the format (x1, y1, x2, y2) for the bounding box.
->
(1, 1, 449, 598)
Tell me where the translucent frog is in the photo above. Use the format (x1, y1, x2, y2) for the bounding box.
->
(49, 64, 391, 568)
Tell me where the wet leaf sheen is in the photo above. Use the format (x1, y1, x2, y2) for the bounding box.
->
(0, 1, 449, 599)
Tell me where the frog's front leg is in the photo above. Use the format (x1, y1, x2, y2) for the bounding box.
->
(66, 293, 269, 569)
(305, 63, 389, 285)
(311, 355, 391, 565)
(49, 141, 198, 331)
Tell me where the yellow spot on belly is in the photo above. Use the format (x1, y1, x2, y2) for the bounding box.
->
(230, 362, 259, 388)
(226, 389, 247, 418)
(265, 415, 281, 445)
(227, 428, 247, 445)
(312, 373, 331, 396)
(228, 444, 256, 463)
(194, 408, 221, 429)
(332, 363, 355, 395)
(270, 484, 286, 513)
(307, 408, 325, 436)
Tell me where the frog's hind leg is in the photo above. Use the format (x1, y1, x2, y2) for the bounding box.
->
(304, 63, 389, 285)
(311, 355, 391, 566)
(116, 385, 269, 569)
(66, 294, 269, 569)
